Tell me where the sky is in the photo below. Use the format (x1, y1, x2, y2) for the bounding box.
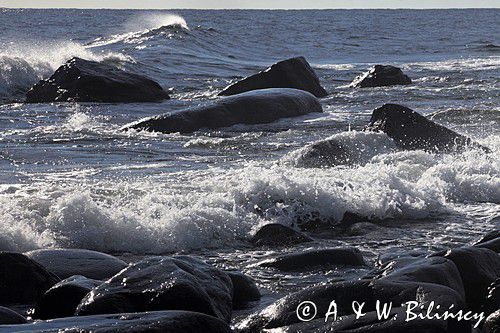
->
(0, 0, 498, 9)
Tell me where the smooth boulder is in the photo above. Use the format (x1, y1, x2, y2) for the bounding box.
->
(125, 88, 322, 134)
(0, 252, 59, 305)
(475, 230, 500, 253)
(25, 248, 128, 280)
(251, 224, 313, 247)
(226, 271, 261, 309)
(0, 311, 232, 333)
(33, 275, 102, 320)
(260, 247, 365, 271)
(366, 104, 485, 152)
(25, 57, 170, 103)
(219, 57, 328, 97)
(352, 65, 411, 88)
(76, 256, 233, 323)
(0, 306, 27, 324)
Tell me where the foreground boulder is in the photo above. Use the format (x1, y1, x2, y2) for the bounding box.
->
(25, 248, 128, 280)
(0, 306, 27, 324)
(33, 275, 102, 320)
(125, 88, 322, 133)
(366, 104, 485, 152)
(226, 271, 261, 309)
(76, 256, 233, 322)
(219, 57, 328, 97)
(251, 224, 313, 247)
(0, 311, 232, 333)
(25, 57, 170, 103)
(260, 247, 365, 271)
(352, 65, 411, 88)
(0, 252, 59, 305)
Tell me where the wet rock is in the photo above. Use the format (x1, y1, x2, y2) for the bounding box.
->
(235, 279, 465, 332)
(433, 247, 500, 311)
(260, 247, 365, 271)
(376, 257, 466, 300)
(0, 310, 232, 333)
(0, 252, 59, 305)
(125, 88, 322, 134)
(226, 271, 261, 309)
(476, 231, 500, 253)
(33, 275, 102, 320)
(352, 65, 412, 88)
(25, 248, 128, 280)
(485, 310, 500, 333)
(0, 306, 27, 324)
(287, 138, 353, 167)
(76, 256, 233, 323)
(25, 57, 170, 103)
(484, 279, 500, 316)
(251, 224, 313, 247)
(219, 57, 328, 97)
(366, 104, 485, 152)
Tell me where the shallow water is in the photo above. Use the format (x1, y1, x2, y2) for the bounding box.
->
(0, 8, 499, 311)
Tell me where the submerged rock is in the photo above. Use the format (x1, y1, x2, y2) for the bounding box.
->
(433, 247, 500, 311)
(260, 247, 365, 271)
(352, 65, 412, 88)
(0, 311, 232, 333)
(251, 224, 313, 247)
(25, 57, 170, 103)
(33, 275, 102, 320)
(125, 88, 322, 133)
(25, 248, 128, 280)
(219, 57, 328, 97)
(0, 306, 27, 324)
(226, 271, 261, 309)
(366, 103, 485, 152)
(0, 252, 59, 305)
(76, 256, 233, 322)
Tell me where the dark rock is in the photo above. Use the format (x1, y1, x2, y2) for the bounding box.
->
(260, 247, 365, 271)
(25, 57, 170, 103)
(125, 88, 322, 134)
(0, 306, 27, 324)
(33, 275, 102, 320)
(235, 279, 466, 332)
(219, 57, 328, 97)
(485, 310, 500, 333)
(226, 271, 261, 309)
(352, 65, 412, 88)
(433, 247, 500, 311)
(0, 252, 59, 305)
(288, 138, 353, 167)
(376, 257, 465, 300)
(76, 256, 233, 323)
(25, 248, 128, 280)
(251, 224, 313, 247)
(366, 104, 485, 152)
(476, 230, 500, 253)
(484, 279, 500, 316)
(0, 310, 232, 333)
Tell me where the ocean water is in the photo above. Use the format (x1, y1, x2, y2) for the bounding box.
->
(0, 8, 499, 298)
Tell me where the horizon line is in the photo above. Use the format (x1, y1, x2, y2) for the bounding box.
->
(1, 6, 498, 9)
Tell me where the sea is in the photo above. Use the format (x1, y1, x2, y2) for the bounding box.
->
(0, 8, 498, 305)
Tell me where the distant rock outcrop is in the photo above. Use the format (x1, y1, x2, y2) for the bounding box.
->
(352, 65, 411, 88)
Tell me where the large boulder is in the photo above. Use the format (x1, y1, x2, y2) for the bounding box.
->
(475, 230, 500, 253)
(351, 65, 412, 88)
(125, 88, 322, 134)
(260, 247, 365, 271)
(236, 279, 466, 332)
(219, 57, 328, 97)
(75, 256, 233, 323)
(33, 275, 102, 320)
(226, 271, 261, 309)
(0, 252, 60, 305)
(25, 57, 170, 103)
(366, 104, 485, 152)
(433, 247, 500, 311)
(0, 306, 27, 324)
(25, 248, 128, 280)
(250, 224, 313, 247)
(0, 311, 232, 333)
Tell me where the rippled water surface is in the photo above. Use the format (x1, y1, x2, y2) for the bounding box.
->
(0, 9, 499, 307)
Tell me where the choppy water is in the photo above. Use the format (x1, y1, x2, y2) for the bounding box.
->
(0, 8, 499, 301)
